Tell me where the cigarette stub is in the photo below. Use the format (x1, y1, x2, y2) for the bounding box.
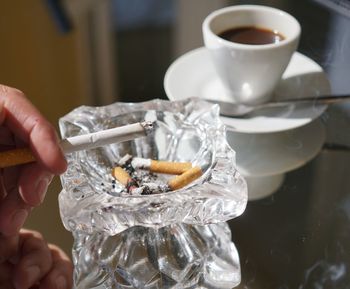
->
(112, 167, 132, 186)
(150, 160, 192, 174)
(112, 166, 138, 193)
(112, 155, 202, 194)
(168, 166, 203, 191)
(0, 148, 36, 169)
(131, 157, 192, 174)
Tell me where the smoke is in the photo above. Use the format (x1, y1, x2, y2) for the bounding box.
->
(340, 194, 350, 220)
(298, 260, 346, 289)
(321, 18, 350, 69)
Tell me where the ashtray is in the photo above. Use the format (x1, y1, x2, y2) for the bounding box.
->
(59, 98, 247, 289)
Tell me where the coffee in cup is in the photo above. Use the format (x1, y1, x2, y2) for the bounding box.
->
(203, 5, 301, 105)
(218, 26, 285, 45)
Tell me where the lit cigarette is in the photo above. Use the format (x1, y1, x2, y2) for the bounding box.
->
(168, 166, 203, 191)
(131, 157, 192, 174)
(61, 121, 154, 154)
(112, 166, 138, 193)
(0, 121, 154, 169)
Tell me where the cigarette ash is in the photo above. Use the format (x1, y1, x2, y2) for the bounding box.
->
(99, 174, 120, 196)
(107, 154, 203, 196)
(112, 154, 171, 196)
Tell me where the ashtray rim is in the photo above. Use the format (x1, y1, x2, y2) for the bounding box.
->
(58, 98, 248, 234)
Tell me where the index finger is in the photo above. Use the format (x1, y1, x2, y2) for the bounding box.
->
(0, 85, 67, 174)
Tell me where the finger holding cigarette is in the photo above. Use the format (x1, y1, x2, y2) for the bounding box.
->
(0, 85, 66, 174)
(0, 121, 154, 169)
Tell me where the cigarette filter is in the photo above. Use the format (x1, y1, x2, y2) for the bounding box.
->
(168, 166, 203, 191)
(131, 157, 192, 174)
(0, 148, 36, 169)
(112, 167, 132, 186)
(112, 166, 139, 194)
(150, 160, 192, 174)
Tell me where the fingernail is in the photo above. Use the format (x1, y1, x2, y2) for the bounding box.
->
(36, 178, 49, 204)
(11, 210, 28, 234)
(56, 275, 67, 289)
(21, 266, 40, 288)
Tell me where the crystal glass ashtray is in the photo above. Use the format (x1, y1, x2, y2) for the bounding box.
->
(59, 98, 248, 289)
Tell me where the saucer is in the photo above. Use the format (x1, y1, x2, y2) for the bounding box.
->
(164, 47, 331, 134)
(245, 174, 286, 201)
(227, 119, 326, 177)
(231, 119, 325, 201)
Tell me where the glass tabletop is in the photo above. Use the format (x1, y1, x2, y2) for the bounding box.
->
(110, 0, 350, 287)
(230, 146, 350, 288)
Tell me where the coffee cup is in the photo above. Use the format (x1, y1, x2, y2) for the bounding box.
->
(202, 5, 301, 105)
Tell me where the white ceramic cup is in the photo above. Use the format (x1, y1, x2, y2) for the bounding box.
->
(202, 5, 301, 105)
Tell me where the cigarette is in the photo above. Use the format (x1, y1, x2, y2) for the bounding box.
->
(112, 166, 138, 193)
(0, 148, 36, 169)
(61, 121, 154, 154)
(131, 157, 192, 174)
(168, 166, 203, 191)
(0, 121, 154, 169)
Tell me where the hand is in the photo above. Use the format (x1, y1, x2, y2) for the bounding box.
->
(0, 229, 73, 289)
(0, 84, 67, 236)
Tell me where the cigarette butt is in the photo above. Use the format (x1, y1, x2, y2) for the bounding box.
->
(168, 166, 203, 191)
(150, 160, 192, 175)
(112, 166, 139, 193)
(0, 148, 36, 169)
(131, 157, 192, 174)
(112, 166, 131, 186)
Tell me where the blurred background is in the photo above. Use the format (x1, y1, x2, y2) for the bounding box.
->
(1, 0, 350, 277)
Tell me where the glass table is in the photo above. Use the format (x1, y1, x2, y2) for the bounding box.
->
(110, 0, 350, 287)
(230, 138, 350, 288)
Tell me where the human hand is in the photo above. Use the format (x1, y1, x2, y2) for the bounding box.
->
(0, 228, 73, 289)
(0, 84, 67, 236)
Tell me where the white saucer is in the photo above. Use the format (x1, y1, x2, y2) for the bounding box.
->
(227, 119, 326, 177)
(234, 119, 325, 201)
(164, 47, 331, 134)
(245, 174, 286, 201)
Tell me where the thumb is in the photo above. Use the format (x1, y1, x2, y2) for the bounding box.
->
(0, 84, 67, 174)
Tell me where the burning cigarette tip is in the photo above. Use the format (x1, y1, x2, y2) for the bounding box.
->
(168, 166, 203, 191)
(141, 121, 156, 134)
